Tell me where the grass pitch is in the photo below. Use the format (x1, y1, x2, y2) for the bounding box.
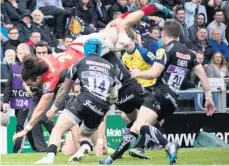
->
(1, 147, 229, 165)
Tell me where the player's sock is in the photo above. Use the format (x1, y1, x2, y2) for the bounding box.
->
(134, 135, 146, 149)
(140, 5, 157, 16)
(140, 125, 168, 147)
(46, 144, 57, 161)
(123, 122, 134, 136)
(80, 140, 93, 151)
(110, 131, 138, 160)
(134, 122, 161, 149)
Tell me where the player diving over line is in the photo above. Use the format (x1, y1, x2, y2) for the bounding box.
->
(12, 1, 171, 144)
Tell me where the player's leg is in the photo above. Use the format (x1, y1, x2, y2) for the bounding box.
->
(68, 97, 108, 163)
(34, 111, 75, 164)
(100, 93, 178, 165)
(62, 125, 80, 155)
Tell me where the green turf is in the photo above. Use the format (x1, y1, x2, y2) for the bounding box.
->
(1, 147, 229, 165)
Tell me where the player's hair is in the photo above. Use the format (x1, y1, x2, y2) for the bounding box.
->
(126, 28, 136, 41)
(163, 20, 180, 38)
(22, 56, 48, 81)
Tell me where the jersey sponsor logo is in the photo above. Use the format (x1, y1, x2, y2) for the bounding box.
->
(177, 59, 188, 67)
(116, 94, 134, 105)
(167, 65, 189, 74)
(12, 89, 33, 97)
(89, 65, 109, 74)
(152, 101, 161, 110)
(13, 73, 21, 78)
(147, 52, 155, 60)
(83, 100, 104, 116)
(165, 93, 178, 107)
(43, 82, 51, 93)
(86, 60, 111, 69)
(156, 48, 165, 60)
(176, 52, 191, 60)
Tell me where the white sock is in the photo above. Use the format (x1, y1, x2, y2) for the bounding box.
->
(47, 152, 55, 161)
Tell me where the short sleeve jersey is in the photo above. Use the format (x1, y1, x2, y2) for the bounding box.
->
(41, 45, 84, 94)
(155, 40, 199, 93)
(67, 55, 116, 102)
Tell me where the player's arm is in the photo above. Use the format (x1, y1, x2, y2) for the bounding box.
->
(193, 64, 214, 115)
(130, 48, 166, 79)
(49, 64, 78, 113)
(28, 92, 54, 127)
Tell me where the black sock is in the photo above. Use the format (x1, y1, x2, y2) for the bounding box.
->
(123, 122, 134, 136)
(134, 122, 161, 149)
(110, 131, 138, 160)
(140, 125, 168, 147)
(80, 140, 93, 151)
(134, 135, 146, 149)
(47, 144, 57, 155)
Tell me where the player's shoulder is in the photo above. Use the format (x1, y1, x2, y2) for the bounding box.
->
(86, 55, 113, 68)
(135, 44, 149, 54)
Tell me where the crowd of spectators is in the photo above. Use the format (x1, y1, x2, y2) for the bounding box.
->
(1, 0, 229, 112)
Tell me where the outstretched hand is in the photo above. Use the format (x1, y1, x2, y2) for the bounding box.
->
(204, 99, 214, 116)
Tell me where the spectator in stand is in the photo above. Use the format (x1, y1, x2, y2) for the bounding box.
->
(2, 45, 36, 153)
(62, 0, 77, 13)
(179, 51, 205, 112)
(31, 9, 58, 48)
(205, 52, 229, 78)
(175, 6, 192, 48)
(204, 51, 229, 108)
(38, 0, 71, 37)
(127, 0, 136, 10)
(2, 0, 30, 24)
(209, 28, 229, 60)
(1, 49, 16, 92)
(94, 0, 110, 29)
(191, 27, 214, 64)
(205, 0, 226, 25)
(16, 13, 33, 43)
(107, 0, 128, 21)
(34, 41, 50, 57)
(25, 31, 41, 54)
(184, 0, 207, 28)
(207, 9, 228, 44)
(143, 27, 160, 55)
(158, 0, 185, 11)
(188, 13, 206, 42)
(55, 35, 74, 53)
(73, 0, 97, 35)
(1, 2, 13, 40)
(3, 27, 20, 54)
(223, 0, 229, 25)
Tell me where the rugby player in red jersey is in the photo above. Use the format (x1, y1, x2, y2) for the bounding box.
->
(13, 1, 171, 142)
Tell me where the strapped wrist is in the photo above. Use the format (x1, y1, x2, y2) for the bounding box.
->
(205, 91, 212, 101)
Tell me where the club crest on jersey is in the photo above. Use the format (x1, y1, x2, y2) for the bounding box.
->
(147, 52, 155, 60)
(176, 52, 191, 60)
(156, 48, 165, 60)
(43, 82, 51, 93)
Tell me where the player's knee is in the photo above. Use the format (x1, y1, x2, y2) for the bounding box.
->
(121, 112, 131, 124)
(130, 122, 141, 134)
